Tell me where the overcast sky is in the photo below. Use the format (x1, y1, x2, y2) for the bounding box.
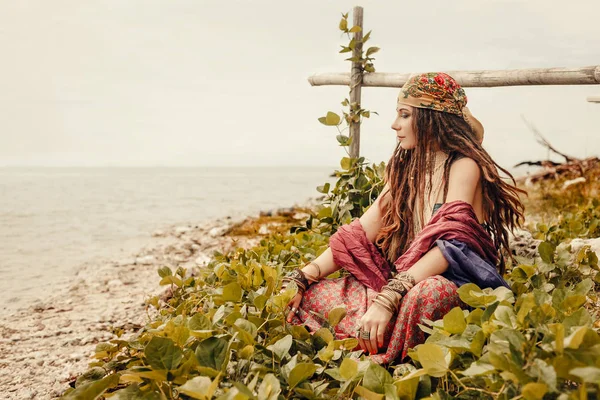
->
(1, 0, 599, 168)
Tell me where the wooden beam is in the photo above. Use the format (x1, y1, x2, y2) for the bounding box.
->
(308, 66, 600, 88)
(349, 6, 363, 159)
(588, 95, 600, 103)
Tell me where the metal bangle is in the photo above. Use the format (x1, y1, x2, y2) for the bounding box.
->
(376, 291, 398, 313)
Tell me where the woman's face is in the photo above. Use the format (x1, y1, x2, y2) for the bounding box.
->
(391, 105, 416, 150)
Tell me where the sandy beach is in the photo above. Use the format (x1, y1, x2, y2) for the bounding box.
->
(0, 208, 302, 399)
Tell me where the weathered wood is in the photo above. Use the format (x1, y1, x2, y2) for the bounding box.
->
(308, 66, 600, 88)
(588, 95, 600, 103)
(349, 6, 363, 159)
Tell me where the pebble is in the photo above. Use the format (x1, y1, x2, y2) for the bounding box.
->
(0, 210, 294, 398)
(175, 226, 191, 235)
(570, 238, 600, 256)
(209, 226, 228, 238)
(135, 255, 156, 265)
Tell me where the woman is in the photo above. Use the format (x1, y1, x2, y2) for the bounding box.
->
(282, 72, 524, 364)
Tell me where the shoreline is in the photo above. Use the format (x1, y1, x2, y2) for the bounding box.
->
(0, 203, 313, 399)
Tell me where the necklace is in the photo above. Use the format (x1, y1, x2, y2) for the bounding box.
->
(414, 152, 449, 233)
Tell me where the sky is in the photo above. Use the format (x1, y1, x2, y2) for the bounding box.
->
(0, 0, 599, 169)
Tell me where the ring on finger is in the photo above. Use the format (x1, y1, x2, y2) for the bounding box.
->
(359, 329, 370, 340)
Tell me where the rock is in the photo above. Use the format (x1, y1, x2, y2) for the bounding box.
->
(175, 226, 191, 236)
(195, 253, 211, 266)
(258, 225, 269, 235)
(293, 212, 310, 220)
(209, 226, 228, 238)
(509, 229, 541, 259)
(570, 238, 600, 256)
(107, 279, 124, 288)
(135, 255, 156, 265)
(116, 258, 135, 266)
(152, 229, 166, 237)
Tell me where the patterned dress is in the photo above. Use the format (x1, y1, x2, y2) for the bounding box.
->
(290, 272, 460, 364)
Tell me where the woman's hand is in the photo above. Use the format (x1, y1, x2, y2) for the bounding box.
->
(357, 302, 393, 354)
(285, 292, 303, 323)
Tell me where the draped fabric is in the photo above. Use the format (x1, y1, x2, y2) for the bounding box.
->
(290, 200, 504, 364)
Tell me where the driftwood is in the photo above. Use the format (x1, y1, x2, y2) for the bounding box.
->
(514, 121, 598, 184)
(308, 66, 600, 88)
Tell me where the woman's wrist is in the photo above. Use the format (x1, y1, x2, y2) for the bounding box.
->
(301, 261, 322, 284)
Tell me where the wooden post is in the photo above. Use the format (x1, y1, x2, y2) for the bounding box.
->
(308, 65, 600, 88)
(349, 6, 363, 159)
(588, 95, 600, 103)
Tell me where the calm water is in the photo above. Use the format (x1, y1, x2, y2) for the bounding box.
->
(0, 167, 334, 315)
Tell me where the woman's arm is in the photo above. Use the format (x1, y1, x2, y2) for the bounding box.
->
(405, 157, 481, 283)
(299, 184, 390, 280)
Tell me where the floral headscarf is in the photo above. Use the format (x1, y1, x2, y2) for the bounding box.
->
(397, 72, 484, 143)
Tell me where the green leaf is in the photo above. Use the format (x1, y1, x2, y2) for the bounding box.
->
(340, 157, 352, 171)
(538, 241, 555, 263)
(195, 337, 228, 370)
(569, 366, 600, 383)
(530, 359, 557, 392)
(258, 374, 281, 400)
(349, 26, 362, 33)
(416, 344, 449, 378)
(313, 327, 334, 344)
(339, 358, 358, 380)
(157, 266, 172, 278)
(178, 376, 220, 400)
(110, 384, 162, 400)
(442, 307, 466, 334)
(362, 30, 372, 43)
(289, 325, 311, 341)
(457, 283, 488, 308)
(461, 361, 495, 377)
(317, 341, 335, 362)
(189, 314, 212, 330)
(363, 363, 393, 394)
(336, 134, 351, 146)
(521, 382, 548, 400)
(63, 373, 120, 400)
(159, 275, 183, 286)
(366, 47, 380, 57)
(325, 111, 341, 126)
(288, 363, 317, 389)
(222, 281, 242, 302)
(339, 18, 348, 31)
(327, 306, 347, 327)
(384, 384, 399, 400)
(354, 385, 384, 400)
(267, 334, 292, 361)
(316, 183, 331, 194)
(212, 305, 226, 325)
(145, 336, 183, 371)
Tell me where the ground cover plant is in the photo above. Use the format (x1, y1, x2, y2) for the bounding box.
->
(62, 11, 600, 400)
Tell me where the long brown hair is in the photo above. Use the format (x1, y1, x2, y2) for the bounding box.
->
(375, 107, 525, 273)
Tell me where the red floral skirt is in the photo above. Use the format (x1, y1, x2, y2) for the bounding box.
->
(290, 274, 460, 364)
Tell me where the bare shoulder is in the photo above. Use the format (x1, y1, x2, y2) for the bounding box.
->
(446, 157, 481, 204)
(449, 157, 480, 180)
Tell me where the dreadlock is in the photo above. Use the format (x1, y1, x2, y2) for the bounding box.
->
(375, 107, 525, 274)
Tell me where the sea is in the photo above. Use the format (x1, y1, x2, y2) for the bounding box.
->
(0, 167, 335, 316)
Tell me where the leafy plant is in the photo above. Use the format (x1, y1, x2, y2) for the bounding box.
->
(62, 9, 600, 400)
